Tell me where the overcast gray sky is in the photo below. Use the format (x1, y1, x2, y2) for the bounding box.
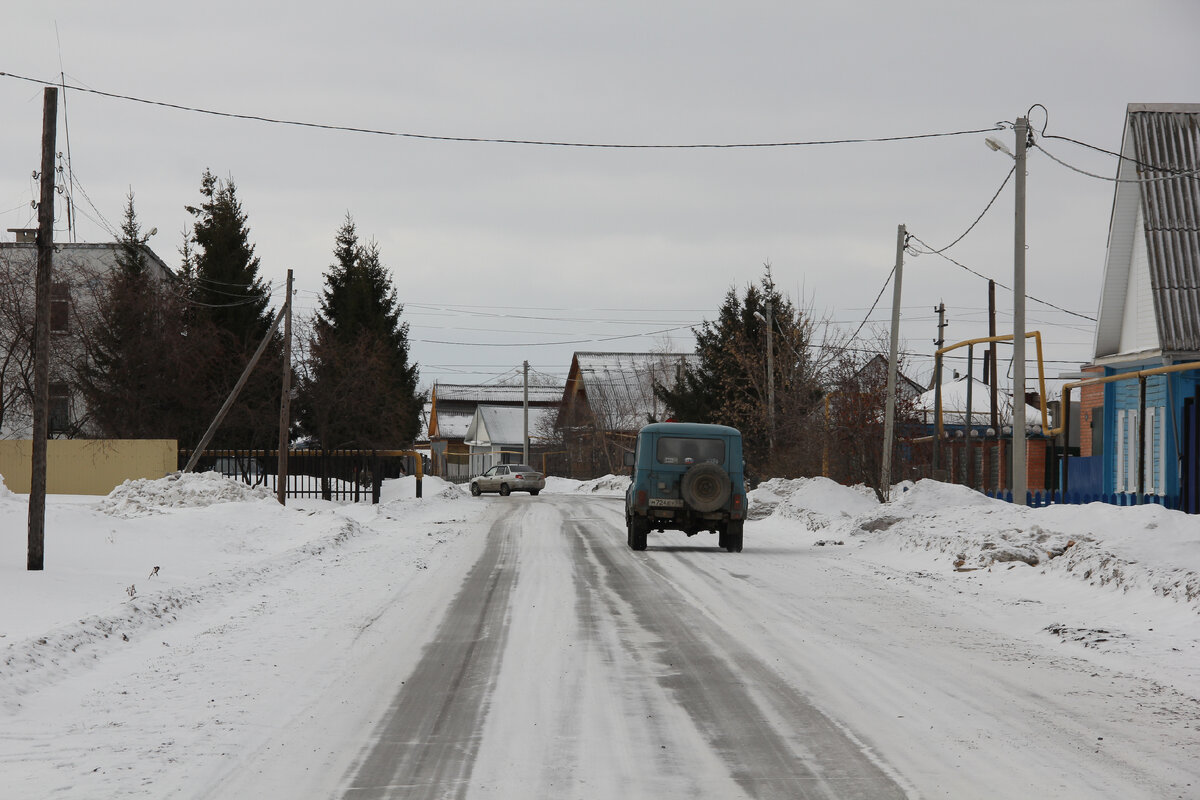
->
(3, 1, 1197, 389)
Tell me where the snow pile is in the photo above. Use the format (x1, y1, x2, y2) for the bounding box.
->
(98, 471, 273, 517)
(572, 474, 630, 495)
(753, 477, 879, 530)
(0, 473, 15, 502)
(379, 474, 465, 503)
(854, 480, 1200, 608)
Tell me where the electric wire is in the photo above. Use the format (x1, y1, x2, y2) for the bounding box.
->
(845, 264, 896, 345)
(1033, 141, 1200, 183)
(909, 165, 1015, 255)
(907, 234, 1097, 321)
(0, 70, 1003, 150)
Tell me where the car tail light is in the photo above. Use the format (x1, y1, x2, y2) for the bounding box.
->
(732, 493, 744, 518)
(636, 490, 647, 508)
(514, 473, 523, 479)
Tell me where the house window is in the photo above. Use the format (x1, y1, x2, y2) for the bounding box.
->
(50, 282, 70, 333)
(49, 382, 70, 434)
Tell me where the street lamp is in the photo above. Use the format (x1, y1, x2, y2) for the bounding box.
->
(988, 118, 1029, 504)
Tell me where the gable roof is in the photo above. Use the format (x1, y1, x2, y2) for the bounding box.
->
(1094, 103, 1200, 361)
(562, 351, 697, 432)
(464, 405, 557, 447)
(428, 381, 563, 440)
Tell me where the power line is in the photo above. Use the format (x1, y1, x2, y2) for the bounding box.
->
(417, 323, 695, 347)
(1033, 141, 1200, 184)
(907, 234, 1096, 321)
(909, 165, 1015, 255)
(0, 70, 1002, 150)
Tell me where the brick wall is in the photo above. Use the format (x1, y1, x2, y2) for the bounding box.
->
(1079, 365, 1105, 457)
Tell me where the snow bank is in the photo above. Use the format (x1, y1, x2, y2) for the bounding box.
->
(569, 475, 630, 495)
(852, 480, 1200, 609)
(379, 474, 466, 503)
(0, 473, 15, 502)
(750, 477, 878, 528)
(98, 472, 273, 517)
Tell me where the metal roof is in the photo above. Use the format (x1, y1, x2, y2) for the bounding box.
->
(464, 405, 557, 446)
(1130, 105, 1200, 352)
(432, 383, 563, 404)
(567, 352, 697, 432)
(1096, 104, 1200, 358)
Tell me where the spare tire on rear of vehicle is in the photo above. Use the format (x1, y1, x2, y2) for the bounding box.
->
(680, 463, 731, 512)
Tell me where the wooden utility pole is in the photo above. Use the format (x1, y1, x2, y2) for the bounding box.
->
(931, 301, 947, 474)
(880, 223, 906, 501)
(27, 87, 57, 572)
(522, 360, 530, 464)
(276, 269, 293, 505)
(183, 303, 287, 474)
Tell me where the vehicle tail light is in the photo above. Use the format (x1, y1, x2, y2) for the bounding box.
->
(732, 493, 744, 518)
(636, 490, 647, 508)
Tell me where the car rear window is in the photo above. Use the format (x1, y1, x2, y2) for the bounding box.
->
(656, 437, 724, 465)
(512, 465, 535, 472)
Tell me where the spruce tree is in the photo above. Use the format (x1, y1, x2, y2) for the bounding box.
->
(182, 170, 280, 447)
(655, 267, 822, 477)
(76, 193, 173, 437)
(185, 170, 273, 347)
(299, 215, 420, 448)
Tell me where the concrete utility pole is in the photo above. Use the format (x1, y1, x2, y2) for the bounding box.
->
(27, 87, 57, 572)
(880, 223, 906, 501)
(988, 279, 999, 432)
(276, 269, 293, 505)
(522, 360, 530, 464)
(1012, 116, 1029, 505)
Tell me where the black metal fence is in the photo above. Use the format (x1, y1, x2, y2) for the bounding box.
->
(180, 449, 419, 503)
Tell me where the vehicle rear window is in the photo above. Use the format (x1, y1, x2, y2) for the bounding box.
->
(511, 465, 535, 472)
(656, 437, 724, 465)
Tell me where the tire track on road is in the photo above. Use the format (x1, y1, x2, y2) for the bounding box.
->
(565, 505, 908, 800)
(341, 506, 520, 800)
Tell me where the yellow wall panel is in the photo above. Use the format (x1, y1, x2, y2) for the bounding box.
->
(0, 440, 177, 495)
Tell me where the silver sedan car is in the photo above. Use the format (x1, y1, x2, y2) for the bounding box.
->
(469, 464, 545, 496)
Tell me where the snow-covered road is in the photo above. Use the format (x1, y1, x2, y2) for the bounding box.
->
(1, 474, 1197, 799)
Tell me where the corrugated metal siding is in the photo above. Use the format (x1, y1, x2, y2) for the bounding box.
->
(1128, 107, 1200, 353)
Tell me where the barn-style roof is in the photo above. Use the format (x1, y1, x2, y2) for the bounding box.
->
(562, 351, 697, 433)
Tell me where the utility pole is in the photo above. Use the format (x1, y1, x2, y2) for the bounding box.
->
(27, 87, 57, 572)
(523, 360, 530, 464)
(931, 301, 947, 475)
(765, 300, 775, 455)
(1012, 116, 1029, 505)
(276, 269, 293, 505)
(880, 223, 906, 501)
(988, 279, 998, 432)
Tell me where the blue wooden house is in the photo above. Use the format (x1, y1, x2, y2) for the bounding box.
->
(1082, 104, 1200, 508)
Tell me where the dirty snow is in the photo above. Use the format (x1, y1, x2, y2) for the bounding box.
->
(0, 473, 1197, 798)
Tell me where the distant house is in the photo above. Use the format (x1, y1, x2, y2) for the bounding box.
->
(463, 404, 559, 474)
(1079, 103, 1200, 506)
(0, 231, 174, 439)
(558, 351, 696, 477)
(427, 382, 562, 479)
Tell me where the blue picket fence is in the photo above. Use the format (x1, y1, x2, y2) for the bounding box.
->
(983, 489, 1181, 510)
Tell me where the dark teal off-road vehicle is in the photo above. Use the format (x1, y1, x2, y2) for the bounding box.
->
(623, 422, 748, 552)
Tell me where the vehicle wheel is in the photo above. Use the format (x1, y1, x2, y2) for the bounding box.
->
(717, 529, 728, 550)
(681, 463, 731, 512)
(499, 483, 511, 496)
(628, 516, 648, 551)
(529, 489, 540, 496)
(470, 483, 481, 497)
(725, 520, 743, 553)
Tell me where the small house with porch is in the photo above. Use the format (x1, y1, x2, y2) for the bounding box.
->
(427, 382, 562, 480)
